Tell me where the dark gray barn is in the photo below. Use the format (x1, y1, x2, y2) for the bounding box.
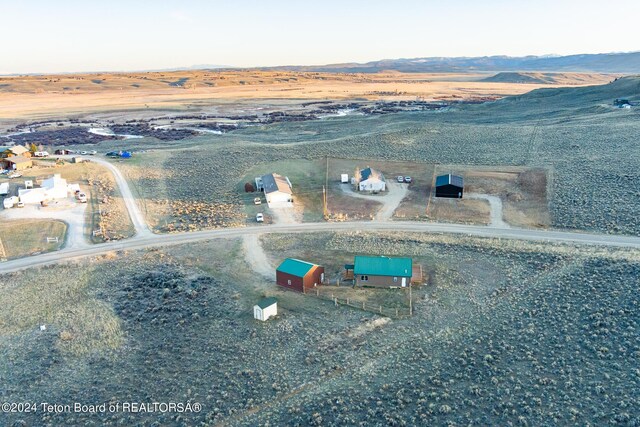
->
(435, 174, 463, 198)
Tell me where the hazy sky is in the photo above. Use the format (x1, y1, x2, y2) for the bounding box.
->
(1, 0, 638, 74)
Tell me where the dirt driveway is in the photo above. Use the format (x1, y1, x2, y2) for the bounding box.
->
(242, 234, 275, 280)
(466, 193, 509, 228)
(270, 206, 303, 225)
(340, 182, 408, 220)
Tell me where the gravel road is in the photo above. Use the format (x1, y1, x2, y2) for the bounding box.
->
(2, 161, 639, 275)
(2, 221, 640, 274)
(74, 156, 153, 238)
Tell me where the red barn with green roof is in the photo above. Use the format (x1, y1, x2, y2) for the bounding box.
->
(276, 258, 325, 293)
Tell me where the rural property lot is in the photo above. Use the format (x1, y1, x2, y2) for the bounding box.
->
(0, 160, 134, 243)
(1, 233, 638, 426)
(427, 165, 551, 227)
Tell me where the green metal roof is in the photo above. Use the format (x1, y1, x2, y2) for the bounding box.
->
(256, 297, 277, 309)
(276, 258, 317, 277)
(353, 256, 412, 277)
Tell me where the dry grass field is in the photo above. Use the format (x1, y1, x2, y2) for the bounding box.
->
(0, 219, 66, 259)
(0, 70, 614, 124)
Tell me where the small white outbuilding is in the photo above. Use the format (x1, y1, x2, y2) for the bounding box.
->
(253, 297, 278, 321)
(341, 173, 349, 183)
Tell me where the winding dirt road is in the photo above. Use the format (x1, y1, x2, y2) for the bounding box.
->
(85, 157, 153, 238)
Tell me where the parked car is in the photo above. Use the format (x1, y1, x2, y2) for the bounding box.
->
(8, 172, 22, 179)
(254, 197, 262, 205)
(106, 151, 119, 158)
(16, 201, 24, 208)
(404, 176, 412, 183)
(256, 213, 264, 222)
(75, 192, 87, 203)
(88, 150, 97, 155)
(34, 151, 50, 157)
(80, 151, 88, 155)
(397, 176, 404, 183)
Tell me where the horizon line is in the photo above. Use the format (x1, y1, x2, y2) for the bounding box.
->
(1, 50, 638, 77)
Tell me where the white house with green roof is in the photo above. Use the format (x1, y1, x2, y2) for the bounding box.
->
(354, 255, 412, 288)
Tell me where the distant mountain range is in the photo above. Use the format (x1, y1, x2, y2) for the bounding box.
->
(257, 52, 640, 74)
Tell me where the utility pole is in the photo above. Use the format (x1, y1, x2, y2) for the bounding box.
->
(323, 156, 330, 220)
(409, 283, 413, 316)
(323, 185, 329, 219)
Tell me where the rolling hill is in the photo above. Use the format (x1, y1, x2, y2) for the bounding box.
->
(480, 72, 622, 85)
(265, 52, 640, 74)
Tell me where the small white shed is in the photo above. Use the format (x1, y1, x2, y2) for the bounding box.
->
(341, 174, 349, 183)
(254, 297, 278, 321)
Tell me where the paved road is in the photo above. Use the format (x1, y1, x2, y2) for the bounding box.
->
(1, 221, 639, 274)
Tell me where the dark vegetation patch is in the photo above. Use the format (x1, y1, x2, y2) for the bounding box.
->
(10, 127, 116, 145)
(166, 77, 189, 87)
(111, 123, 198, 141)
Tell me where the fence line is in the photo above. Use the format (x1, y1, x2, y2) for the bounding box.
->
(306, 288, 412, 318)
